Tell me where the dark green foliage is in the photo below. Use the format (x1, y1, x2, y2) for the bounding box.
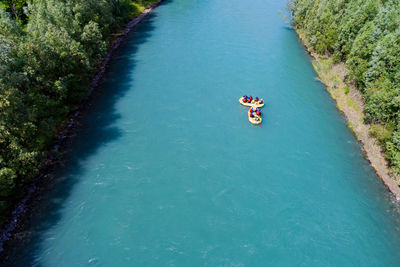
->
(0, 0, 157, 221)
(290, 0, 400, 172)
(0, 0, 28, 23)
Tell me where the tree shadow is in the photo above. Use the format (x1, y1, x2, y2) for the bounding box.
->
(0, 10, 159, 266)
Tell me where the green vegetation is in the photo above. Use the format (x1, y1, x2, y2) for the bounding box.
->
(290, 0, 400, 173)
(0, 0, 158, 222)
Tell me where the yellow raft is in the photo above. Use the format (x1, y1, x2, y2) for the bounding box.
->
(239, 97, 265, 108)
(248, 109, 262, 125)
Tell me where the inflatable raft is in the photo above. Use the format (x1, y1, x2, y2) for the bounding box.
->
(239, 97, 265, 108)
(248, 108, 262, 125)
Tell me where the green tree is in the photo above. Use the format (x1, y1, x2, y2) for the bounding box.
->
(290, 0, 400, 172)
(0, 0, 27, 23)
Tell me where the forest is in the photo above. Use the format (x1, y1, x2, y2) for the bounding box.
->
(290, 0, 400, 174)
(1, 0, 399, 224)
(0, 0, 157, 221)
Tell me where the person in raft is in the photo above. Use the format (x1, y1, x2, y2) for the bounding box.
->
(256, 108, 261, 116)
(255, 97, 259, 102)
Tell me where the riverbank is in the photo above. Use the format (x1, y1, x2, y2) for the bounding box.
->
(296, 29, 400, 200)
(0, 0, 163, 254)
(3, 0, 400, 264)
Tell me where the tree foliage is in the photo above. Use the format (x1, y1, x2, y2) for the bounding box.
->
(0, 0, 156, 219)
(0, 0, 27, 23)
(290, 0, 400, 172)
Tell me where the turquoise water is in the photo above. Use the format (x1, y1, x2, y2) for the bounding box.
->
(4, 0, 400, 265)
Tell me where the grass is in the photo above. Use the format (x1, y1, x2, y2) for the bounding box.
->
(296, 29, 400, 199)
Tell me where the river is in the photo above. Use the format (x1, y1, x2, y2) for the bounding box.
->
(3, 0, 400, 265)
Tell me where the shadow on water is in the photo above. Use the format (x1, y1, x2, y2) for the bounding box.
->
(0, 11, 159, 266)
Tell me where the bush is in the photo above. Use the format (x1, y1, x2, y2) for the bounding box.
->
(0, 0, 158, 219)
(290, 0, 400, 173)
